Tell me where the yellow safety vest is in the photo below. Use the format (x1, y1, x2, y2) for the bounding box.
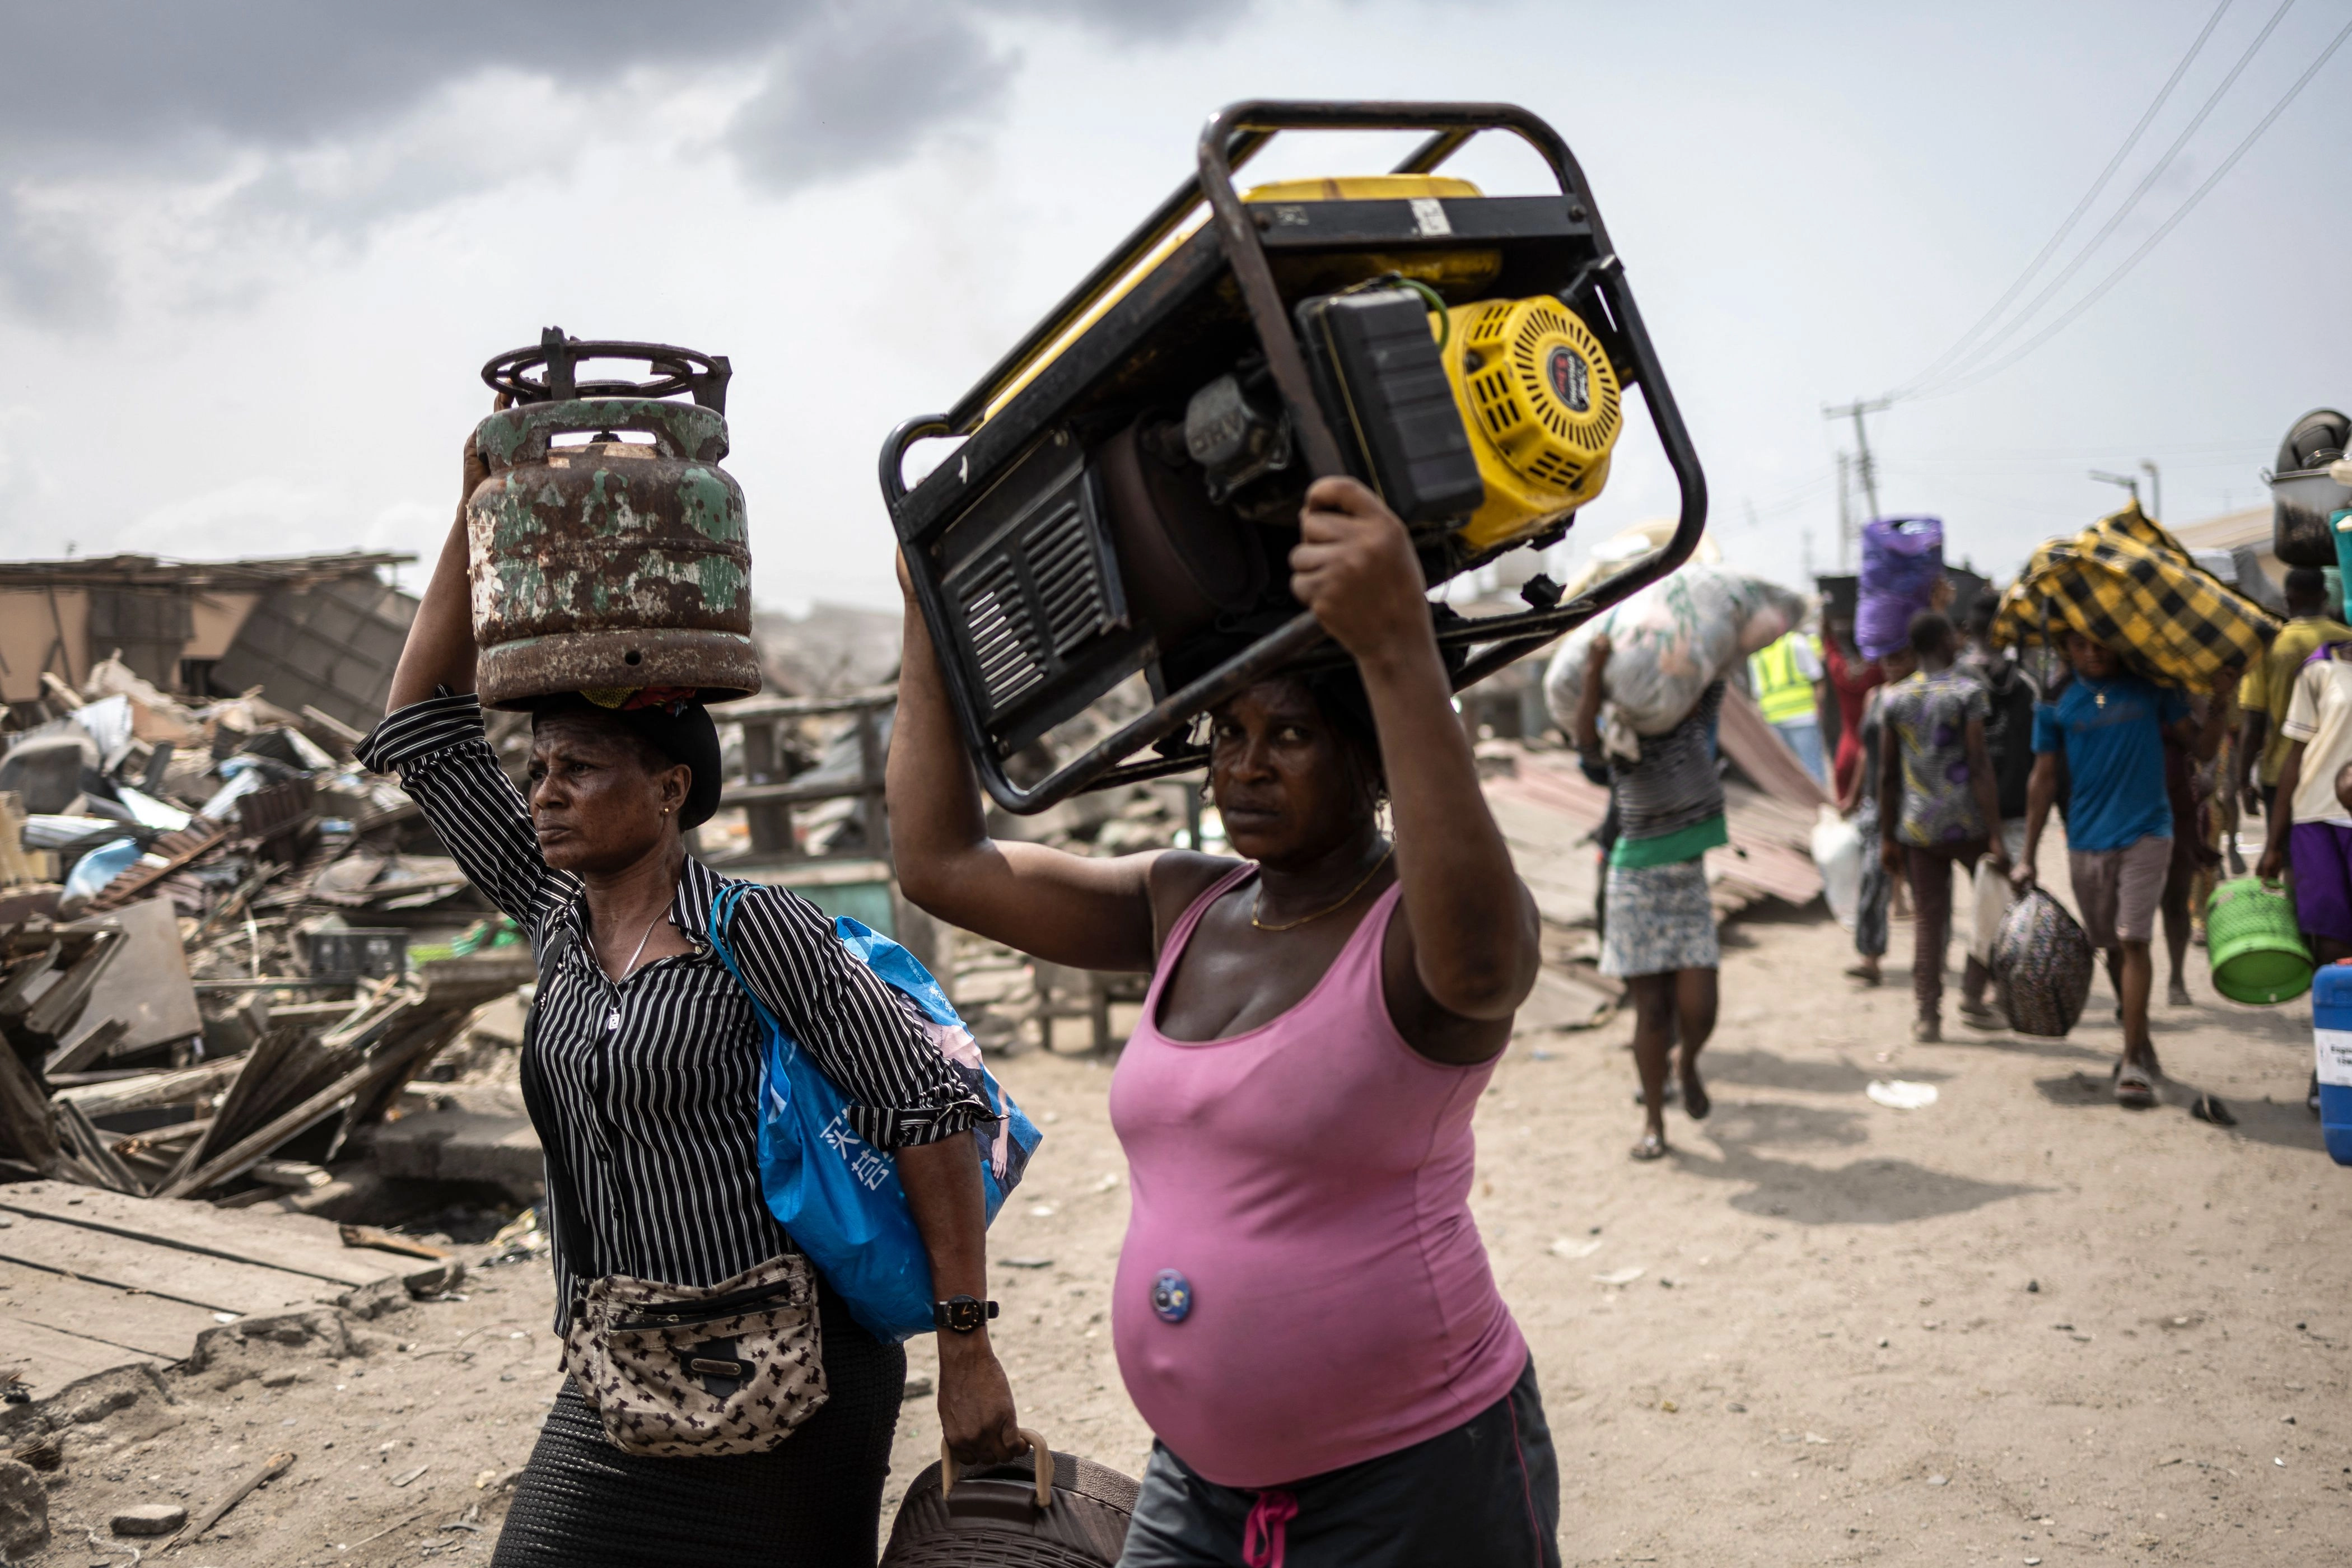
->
(1751, 633, 1819, 725)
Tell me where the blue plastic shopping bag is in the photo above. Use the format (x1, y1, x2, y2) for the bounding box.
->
(707, 885, 1041, 1341)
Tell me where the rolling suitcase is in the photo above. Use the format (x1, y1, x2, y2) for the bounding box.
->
(881, 1428, 1138, 1567)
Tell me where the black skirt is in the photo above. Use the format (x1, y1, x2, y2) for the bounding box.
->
(491, 1280, 907, 1568)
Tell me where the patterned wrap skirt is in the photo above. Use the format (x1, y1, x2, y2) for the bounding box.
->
(1599, 858, 1720, 978)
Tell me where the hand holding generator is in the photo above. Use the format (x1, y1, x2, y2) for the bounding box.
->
(881, 101, 1708, 812)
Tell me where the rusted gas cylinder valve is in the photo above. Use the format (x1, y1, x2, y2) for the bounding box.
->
(465, 329, 760, 709)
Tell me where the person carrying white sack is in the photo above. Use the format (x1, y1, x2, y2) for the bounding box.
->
(1544, 562, 1802, 1159)
(1956, 590, 2039, 1028)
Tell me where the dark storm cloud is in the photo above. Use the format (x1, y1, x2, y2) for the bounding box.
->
(0, 1, 1247, 165)
(727, 3, 1012, 191)
(0, 3, 809, 157)
(0, 0, 1250, 318)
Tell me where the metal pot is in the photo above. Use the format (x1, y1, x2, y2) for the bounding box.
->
(2271, 408, 2351, 570)
(465, 333, 759, 709)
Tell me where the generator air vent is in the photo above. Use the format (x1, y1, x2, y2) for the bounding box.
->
(1026, 497, 1109, 655)
(959, 558, 1046, 710)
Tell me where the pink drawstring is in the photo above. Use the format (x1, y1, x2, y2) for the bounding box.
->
(1241, 1488, 1298, 1568)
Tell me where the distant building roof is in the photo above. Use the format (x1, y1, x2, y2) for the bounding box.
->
(2168, 506, 2271, 553)
(0, 550, 414, 590)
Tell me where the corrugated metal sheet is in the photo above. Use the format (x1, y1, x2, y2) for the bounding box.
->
(210, 575, 417, 735)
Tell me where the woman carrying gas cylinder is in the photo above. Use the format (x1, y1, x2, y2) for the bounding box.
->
(888, 475, 1560, 1566)
(362, 426, 1024, 1566)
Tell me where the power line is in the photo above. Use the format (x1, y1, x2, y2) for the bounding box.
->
(1899, 0, 2303, 399)
(1915, 10, 2352, 399)
(1882, 0, 2236, 401)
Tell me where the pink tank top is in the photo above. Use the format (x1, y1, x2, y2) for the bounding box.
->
(1108, 865, 1528, 1488)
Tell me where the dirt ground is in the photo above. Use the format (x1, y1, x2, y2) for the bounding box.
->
(17, 865, 2350, 1566)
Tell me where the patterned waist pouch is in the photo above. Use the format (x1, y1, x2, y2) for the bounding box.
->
(560, 1252, 829, 1458)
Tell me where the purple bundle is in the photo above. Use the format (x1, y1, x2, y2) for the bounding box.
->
(1856, 515, 1944, 659)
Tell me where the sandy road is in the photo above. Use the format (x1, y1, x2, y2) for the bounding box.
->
(908, 893, 2350, 1565)
(18, 885, 2346, 1565)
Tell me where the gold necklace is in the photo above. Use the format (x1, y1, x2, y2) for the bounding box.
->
(1252, 843, 1395, 932)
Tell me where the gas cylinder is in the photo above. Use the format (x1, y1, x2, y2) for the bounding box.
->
(465, 330, 760, 708)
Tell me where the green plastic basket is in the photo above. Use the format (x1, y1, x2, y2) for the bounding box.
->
(2206, 877, 2312, 1005)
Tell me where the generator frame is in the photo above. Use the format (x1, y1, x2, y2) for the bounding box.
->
(880, 100, 1708, 814)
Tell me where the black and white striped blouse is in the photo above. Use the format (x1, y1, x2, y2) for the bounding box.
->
(358, 693, 990, 1319)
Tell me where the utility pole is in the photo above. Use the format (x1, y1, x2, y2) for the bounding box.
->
(1824, 398, 1889, 528)
(2139, 458, 2162, 522)
(2089, 469, 2141, 509)
(1835, 452, 1853, 571)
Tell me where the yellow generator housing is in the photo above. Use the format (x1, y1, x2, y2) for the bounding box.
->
(1445, 296, 1622, 552)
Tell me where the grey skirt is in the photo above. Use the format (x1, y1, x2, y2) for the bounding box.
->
(1599, 858, 1719, 977)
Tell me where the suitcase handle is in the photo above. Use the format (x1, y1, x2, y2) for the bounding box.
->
(940, 1428, 1053, 1509)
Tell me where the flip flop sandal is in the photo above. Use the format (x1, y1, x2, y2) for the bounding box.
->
(1844, 965, 1883, 987)
(1630, 1132, 1669, 1161)
(2189, 1093, 2236, 1127)
(2115, 1068, 2157, 1110)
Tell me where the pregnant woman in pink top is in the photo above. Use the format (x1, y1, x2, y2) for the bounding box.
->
(889, 476, 1558, 1567)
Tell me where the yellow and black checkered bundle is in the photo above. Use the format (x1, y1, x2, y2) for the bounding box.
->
(1991, 502, 2279, 691)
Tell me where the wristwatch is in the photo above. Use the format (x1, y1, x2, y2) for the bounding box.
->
(933, 1295, 1000, 1334)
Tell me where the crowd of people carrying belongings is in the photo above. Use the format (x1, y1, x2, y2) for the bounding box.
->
(314, 313, 2344, 1568)
(1787, 459, 2335, 1126)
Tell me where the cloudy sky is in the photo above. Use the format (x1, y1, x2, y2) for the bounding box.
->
(2, 0, 2346, 608)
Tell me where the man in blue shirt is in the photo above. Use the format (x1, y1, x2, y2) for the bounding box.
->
(2014, 631, 2234, 1107)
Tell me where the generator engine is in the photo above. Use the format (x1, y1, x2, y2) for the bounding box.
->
(882, 102, 1706, 812)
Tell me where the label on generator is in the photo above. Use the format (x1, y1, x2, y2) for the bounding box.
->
(1547, 346, 1591, 412)
(2318, 1028, 2352, 1088)
(1409, 197, 1452, 237)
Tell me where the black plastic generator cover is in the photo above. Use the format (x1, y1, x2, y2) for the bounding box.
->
(1296, 289, 1485, 527)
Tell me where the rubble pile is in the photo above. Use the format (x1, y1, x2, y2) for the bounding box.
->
(0, 659, 530, 1207)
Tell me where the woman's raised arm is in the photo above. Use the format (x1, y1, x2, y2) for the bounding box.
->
(386, 433, 488, 712)
(1287, 477, 1541, 1035)
(886, 559, 1192, 973)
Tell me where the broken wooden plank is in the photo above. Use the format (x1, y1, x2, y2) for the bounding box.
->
(0, 1038, 60, 1175)
(53, 1058, 241, 1119)
(337, 1225, 450, 1262)
(0, 1181, 394, 1289)
(164, 1024, 340, 1191)
(0, 1257, 224, 1361)
(21, 929, 120, 1037)
(0, 1214, 344, 1318)
(167, 1450, 295, 1552)
(0, 1317, 165, 1404)
(157, 1045, 417, 1200)
(52, 1099, 143, 1194)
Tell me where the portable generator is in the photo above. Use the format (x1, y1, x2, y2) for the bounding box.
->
(880, 101, 1706, 812)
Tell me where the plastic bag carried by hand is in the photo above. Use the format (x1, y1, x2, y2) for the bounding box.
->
(1544, 563, 1807, 738)
(1811, 806, 1862, 931)
(1990, 887, 2096, 1037)
(710, 887, 1041, 1342)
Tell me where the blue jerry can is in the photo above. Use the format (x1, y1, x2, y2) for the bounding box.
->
(2311, 960, 2352, 1165)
